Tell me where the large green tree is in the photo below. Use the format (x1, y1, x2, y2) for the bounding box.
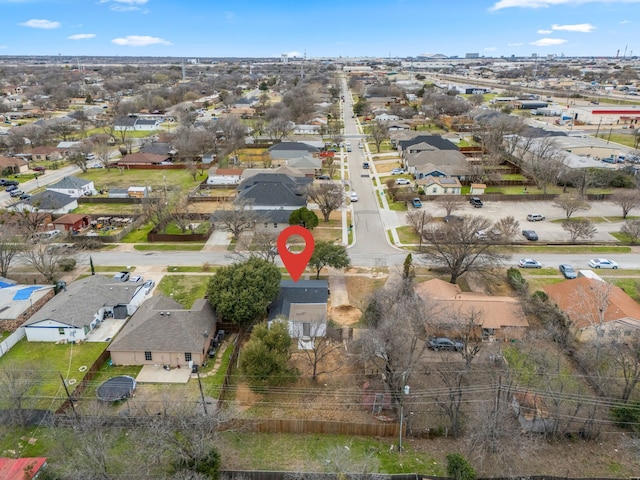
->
(309, 241, 350, 279)
(239, 320, 297, 389)
(288, 207, 319, 230)
(206, 257, 281, 328)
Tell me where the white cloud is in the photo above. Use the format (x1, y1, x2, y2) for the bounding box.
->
(620, 19, 631, 23)
(552, 23, 595, 32)
(111, 35, 172, 46)
(530, 37, 568, 46)
(100, 0, 149, 11)
(508, 42, 525, 46)
(537, 29, 552, 34)
(20, 19, 60, 29)
(491, 0, 640, 11)
(68, 33, 96, 40)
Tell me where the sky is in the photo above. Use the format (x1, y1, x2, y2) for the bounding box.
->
(0, 0, 638, 58)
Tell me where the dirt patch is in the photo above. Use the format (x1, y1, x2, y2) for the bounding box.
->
(330, 305, 362, 325)
(344, 274, 387, 310)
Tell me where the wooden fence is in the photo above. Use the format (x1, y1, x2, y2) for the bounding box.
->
(229, 418, 401, 437)
(56, 348, 111, 414)
(147, 227, 213, 243)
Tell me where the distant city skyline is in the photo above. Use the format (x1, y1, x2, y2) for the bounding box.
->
(0, 0, 638, 59)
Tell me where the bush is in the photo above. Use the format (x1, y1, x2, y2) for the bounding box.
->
(610, 402, 640, 432)
(531, 290, 548, 302)
(507, 267, 527, 292)
(446, 453, 476, 480)
(58, 258, 76, 272)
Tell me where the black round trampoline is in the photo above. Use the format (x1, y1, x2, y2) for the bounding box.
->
(96, 375, 136, 402)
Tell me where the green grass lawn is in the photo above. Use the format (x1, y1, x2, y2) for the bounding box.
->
(0, 339, 108, 409)
(93, 266, 137, 273)
(156, 274, 210, 308)
(520, 268, 559, 276)
(550, 216, 636, 224)
(510, 245, 631, 254)
(396, 226, 420, 244)
(611, 278, 640, 301)
(134, 243, 205, 251)
(78, 168, 203, 193)
(120, 223, 154, 243)
(594, 133, 639, 149)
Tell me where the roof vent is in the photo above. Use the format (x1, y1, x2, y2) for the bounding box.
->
(160, 311, 164, 316)
(166, 312, 171, 316)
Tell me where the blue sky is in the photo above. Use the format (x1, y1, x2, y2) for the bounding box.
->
(0, 0, 638, 58)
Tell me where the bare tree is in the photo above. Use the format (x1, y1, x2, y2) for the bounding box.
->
(561, 218, 597, 241)
(367, 121, 389, 153)
(606, 333, 640, 402)
(0, 231, 24, 277)
(611, 189, 640, 219)
(621, 219, 640, 244)
(434, 363, 466, 438)
(68, 151, 89, 173)
(236, 231, 279, 263)
(406, 210, 432, 248)
(518, 136, 564, 194)
(306, 183, 344, 222)
(492, 215, 520, 242)
(437, 196, 466, 217)
(212, 201, 261, 240)
(265, 117, 293, 141)
(452, 308, 484, 368)
(552, 194, 591, 219)
(20, 243, 67, 283)
(0, 362, 42, 427)
(420, 215, 509, 283)
(296, 323, 344, 381)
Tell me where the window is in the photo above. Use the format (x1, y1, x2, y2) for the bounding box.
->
(273, 223, 278, 229)
(432, 187, 437, 193)
(303, 323, 311, 337)
(185, 352, 192, 362)
(444, 188, 448, 194)
(264, 222, 268, 228)
(58, 327, 65, 335)
(144, 351, 152, 361)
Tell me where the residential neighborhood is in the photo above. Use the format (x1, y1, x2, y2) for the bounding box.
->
(1, 50, 640, 479)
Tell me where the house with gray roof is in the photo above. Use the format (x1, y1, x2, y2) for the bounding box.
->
(46, 175, 95, 197)
(397, 135, 459, 156)
(12, 190, 79, 214)
(405, 149, 474, 180)
(108, 296, 216, 368)
(236, 173, 310, 210)
(268, 142, 320, 161)
(268, 280, 329, 349)
(23, 275, 147, 342)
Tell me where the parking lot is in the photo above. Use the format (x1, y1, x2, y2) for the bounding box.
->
(399, 199, 627, 243)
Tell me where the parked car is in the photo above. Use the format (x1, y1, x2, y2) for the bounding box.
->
(588, 258, 619, 269)
(113, 271, 131, 282)
(358, 143, 364, 149)
(350, 192, 358, 202)
(362, 162, 370, 169)
(33, 166, 46, 173)
(19, 193, 31, 200)
(519, 258, 542, 269)
(5, 185, 18, 192)
(469, 197, 483, 208)
(522, 230, 539, 241)
(129, 275, 143, 283)
(411, 198, 422, 208)
(395, 178, 411, 185)
(2, 180, 19, 187)
(391, 168, 404, 175)
(527, 214, 545, 222)
(9, 189, 23, 197)
(559, 264, 577, 279)
(315, 174, 331, 180)
(428, 337, 464, 352)
(143, 279, 155, 289)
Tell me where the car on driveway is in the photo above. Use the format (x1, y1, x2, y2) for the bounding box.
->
(527, 214, 545, 222)
(391, 168, 404, 175)
(315, 174, 331, 180)
(522, 230, 539, 241)
(395, 178, 411, 185)
(428, 337, 464, 352)
(113, 271, 131, 282)
(588, 258, 619, 269)
(559, 264, 577, 279)
(469, 197, 483, 208)
(519, 259, 542, 269)
(411, 198, 422, 208)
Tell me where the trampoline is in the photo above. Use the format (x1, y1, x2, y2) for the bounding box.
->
(96, 375, 136, 402)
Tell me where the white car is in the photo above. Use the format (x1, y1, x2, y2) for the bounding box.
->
(588, 258, 619, 269)
(518, 259, 542, 269)
(350, 192, 358, 202)
(395, 178, 411, 185)
(391, 168, 405, 175)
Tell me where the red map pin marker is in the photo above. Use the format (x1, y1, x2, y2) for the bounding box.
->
(277, 225, 315, 282)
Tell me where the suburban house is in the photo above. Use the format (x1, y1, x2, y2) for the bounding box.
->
(52, 213, 90, 232)
(241, 165, 306, 181)
(293, 124, 322, 135)
(374, 113, 400, 122)
(397, 135, 460, 157)
(404, 148, 474, 180)
(543, 276, 640, 342)
(206, 167, 243, 186)
(26, 146, 62, 162)
(286, 155, 322, 176)
(268, 280, 329, 349)
(0, 156, 29, 174)
(108, 296, 216, 368)
(415, 279, 529, 341)
(118, 152, 171, 167)
(417, 176, 462, 195)
(114, 116, 160, 131)
(139, 142, 177, 159)
(12, 190, 79, 214)
(46, 176, 95, 197)
(23, 275, 147, 342)
(0, 282, 54, 326)
(268, 142, 320, 162)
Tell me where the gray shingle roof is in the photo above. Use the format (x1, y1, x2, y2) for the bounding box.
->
(268, 280, 328, 320)
(399, 135, 459, 152)
(20, 190, 76, 210)
(48, 176, 92, 190)
(25, 275, 142, 327)
(268, 142, 319, 153)
(108, 297, 216, 353)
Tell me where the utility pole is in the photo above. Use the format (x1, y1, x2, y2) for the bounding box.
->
(197, 370, 208, 415)
(59, 372, 78, 418)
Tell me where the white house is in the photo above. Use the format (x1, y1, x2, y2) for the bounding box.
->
(417, 176, 462, 195)
(206, 167, 243, 186)
(46, 176, 95, 198)
(23, 275, 147, 342)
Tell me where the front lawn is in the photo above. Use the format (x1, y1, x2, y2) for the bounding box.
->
(396, 226, 420, 244)
(156, 274, 210, 308)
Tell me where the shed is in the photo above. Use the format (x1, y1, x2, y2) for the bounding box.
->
(53, 213, 90, 232)
(470, 183, 487, 195)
